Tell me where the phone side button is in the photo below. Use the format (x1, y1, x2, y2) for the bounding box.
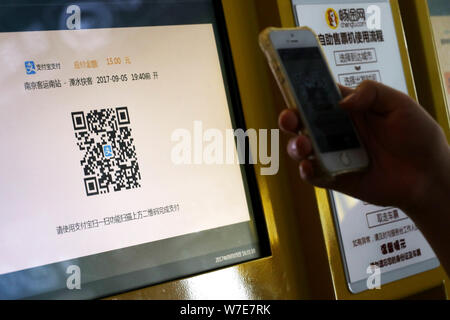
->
(339, 152, 351, 166)
(274, 65, 286, 84)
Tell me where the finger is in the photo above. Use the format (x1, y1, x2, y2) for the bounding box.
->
(287, 135, 313, 161)
(298, 160, 335, 188)
(279, 108, 303, 134)
(339, 80, 413, 115)
(298, 160, 366, 196)
(299, 160, 314, 181)
(337, 83, 354, 98)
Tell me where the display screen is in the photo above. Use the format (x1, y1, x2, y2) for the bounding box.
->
(278, 47, 360, 153)
(0, 0, 268, 299)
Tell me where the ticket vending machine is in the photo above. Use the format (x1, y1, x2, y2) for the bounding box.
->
(113, 0, 450, 299)
(0, 0, 448, 300)
(0, 0, 321, 300)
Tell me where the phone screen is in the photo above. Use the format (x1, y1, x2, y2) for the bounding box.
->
(278, 47, 360, 153)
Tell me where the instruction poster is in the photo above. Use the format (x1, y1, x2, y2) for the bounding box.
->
(292, 0, 439, 292)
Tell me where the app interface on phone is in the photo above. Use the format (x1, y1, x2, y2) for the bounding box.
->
(278, 47, 360, 152)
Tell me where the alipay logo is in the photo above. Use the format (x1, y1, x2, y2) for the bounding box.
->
(25, 61, 36, 75)
(103, 145, 113, 158)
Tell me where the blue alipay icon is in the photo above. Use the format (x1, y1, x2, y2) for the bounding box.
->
(103, 145, 113, 158)
(25, 61, 36, 75)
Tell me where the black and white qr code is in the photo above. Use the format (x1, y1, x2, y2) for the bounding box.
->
(71, 107, 141, 196)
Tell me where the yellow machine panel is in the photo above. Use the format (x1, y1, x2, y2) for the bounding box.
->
(399, 0, 450, 140)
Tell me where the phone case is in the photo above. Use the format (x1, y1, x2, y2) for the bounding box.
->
(259, 26, 337, 181)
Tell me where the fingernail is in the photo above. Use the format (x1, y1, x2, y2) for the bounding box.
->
(299, 164, 306, 180)
(287, 139, 300, 160)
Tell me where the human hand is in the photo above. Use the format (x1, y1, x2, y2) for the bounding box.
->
(279, 80, 450, 215)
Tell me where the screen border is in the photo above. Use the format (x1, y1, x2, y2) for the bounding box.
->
(0, 0, 271, 299)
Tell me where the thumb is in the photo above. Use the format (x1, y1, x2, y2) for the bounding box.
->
(339, 80, 411, 115)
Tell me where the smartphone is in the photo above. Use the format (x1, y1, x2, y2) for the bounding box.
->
(259, 27, 369, 178)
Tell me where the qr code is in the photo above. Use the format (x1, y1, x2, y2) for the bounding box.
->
(71, 107, 141, 196)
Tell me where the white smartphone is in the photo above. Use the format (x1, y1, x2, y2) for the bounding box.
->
(259, 27, 369, 178)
